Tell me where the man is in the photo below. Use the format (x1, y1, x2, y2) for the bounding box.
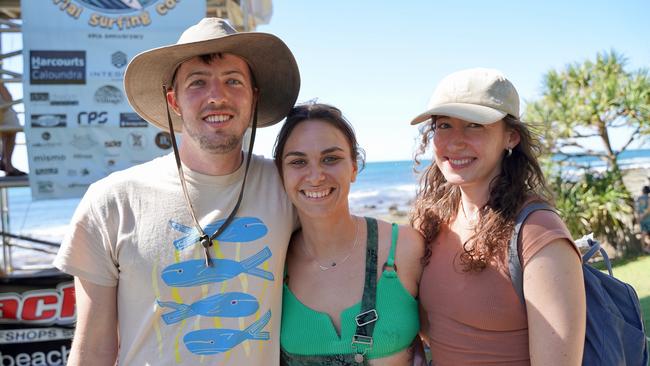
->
(54, 18, 300, 365)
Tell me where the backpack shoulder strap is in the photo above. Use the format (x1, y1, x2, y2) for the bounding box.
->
(508, 202, 556, 305)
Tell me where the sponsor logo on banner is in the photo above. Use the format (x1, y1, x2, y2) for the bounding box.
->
(0, 342, 71, 366)
(128, 132, 146, 150)
(33, 154, 66, 163)
(32, 131, 63, 149)
(31, 114, 66, 128)
(94, 85, 123, 104)
(52, 0, 182, 31)
(34, 168, 59, 176)
(36, 181, 54, 194)
(30, 50, 85, 85)
(70, 134, 98, 150)
(30, 92, 79, 106)
(104, 140, 122, 148)
(111, 51, 127, 68)
(77, 111, 108, 126)
(67, 168, 91, 177)
(89, 69, 124, 80)
(30, 92, 48, 102)
(119, 112, 148, 128)
(155, 132, 172, 149)
(68, 183, 91, 189)
(0, 327, 74, 344)
(0, 282, 75, 325)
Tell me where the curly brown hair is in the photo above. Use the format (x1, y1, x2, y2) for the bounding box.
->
(410, 115, 552, 271)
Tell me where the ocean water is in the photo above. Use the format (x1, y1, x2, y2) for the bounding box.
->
(5, 149, 650, 269)
(349, 160, 424, 213)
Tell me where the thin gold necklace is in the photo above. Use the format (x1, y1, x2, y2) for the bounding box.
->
(302, 216, 360, 271)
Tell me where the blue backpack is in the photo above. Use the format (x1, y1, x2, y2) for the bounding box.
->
(508, 202, 649, 366)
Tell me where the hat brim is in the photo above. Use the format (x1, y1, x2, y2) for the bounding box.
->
(124, 32, 300, 132)
(410, 103, 506, 125)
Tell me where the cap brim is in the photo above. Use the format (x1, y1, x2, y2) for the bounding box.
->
(410, 103, 507, 125)
(124, 32, 300, 132)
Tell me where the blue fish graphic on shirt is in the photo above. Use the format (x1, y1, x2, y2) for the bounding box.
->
(157, 292, 259, 325)
(169, 217, 268, 251)
(183, 310, 272, 355)
(161, 246, 274, 287)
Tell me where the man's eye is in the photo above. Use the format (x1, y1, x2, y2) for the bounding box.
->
(467, 123, 483, 128)
(435, 122, 450, 129)
(226, 79, 243, 86)
(188, 79, 205, 87)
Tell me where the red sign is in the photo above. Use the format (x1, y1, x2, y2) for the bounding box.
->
(0, 282, 75, 325)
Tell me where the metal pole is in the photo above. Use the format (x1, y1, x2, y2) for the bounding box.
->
(1, 186, 12, 274)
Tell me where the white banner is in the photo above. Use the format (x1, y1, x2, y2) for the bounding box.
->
(0, 327, 74, 344)
(21, 1, 205, 199)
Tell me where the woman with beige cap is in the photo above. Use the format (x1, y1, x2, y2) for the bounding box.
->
(410, 68, 586, 365)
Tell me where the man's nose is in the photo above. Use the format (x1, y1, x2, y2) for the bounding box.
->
(207, 82, 227, 104)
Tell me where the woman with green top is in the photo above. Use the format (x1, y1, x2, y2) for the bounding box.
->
(273, 103, 424, 365)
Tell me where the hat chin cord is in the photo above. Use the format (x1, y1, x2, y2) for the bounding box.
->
(162, 85, 258, 267)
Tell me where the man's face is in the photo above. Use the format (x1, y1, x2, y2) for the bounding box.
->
(167, 54, 255, 155)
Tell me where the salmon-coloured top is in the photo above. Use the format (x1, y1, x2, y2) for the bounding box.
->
(419, 210, 579, 365)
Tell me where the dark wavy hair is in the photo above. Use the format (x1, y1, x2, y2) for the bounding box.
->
(410, 115, 552, 271)
(273, 103, 365, 176)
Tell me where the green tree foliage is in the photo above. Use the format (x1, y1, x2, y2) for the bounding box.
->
(550, 170, 634, 252)
(526, 50, 650, 254)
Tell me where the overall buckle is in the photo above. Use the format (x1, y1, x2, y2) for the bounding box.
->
(355, 309, 378, 327)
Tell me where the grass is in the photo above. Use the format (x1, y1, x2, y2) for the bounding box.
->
(604, 253, 650, 362)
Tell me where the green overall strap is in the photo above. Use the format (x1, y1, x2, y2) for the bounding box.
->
(385, 223, 399, 269)
(350, 217, 379, 362)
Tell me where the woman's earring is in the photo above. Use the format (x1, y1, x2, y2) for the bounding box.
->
(506, 148, 513, 157)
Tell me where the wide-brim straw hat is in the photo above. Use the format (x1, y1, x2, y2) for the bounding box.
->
(124, 17, 300, 132)
(410, 68, 519, 125)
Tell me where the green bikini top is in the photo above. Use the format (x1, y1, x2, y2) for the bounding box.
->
(280, 217, 419, 362)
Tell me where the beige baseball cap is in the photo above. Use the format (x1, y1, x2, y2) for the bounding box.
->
(410, 68, 519, 125)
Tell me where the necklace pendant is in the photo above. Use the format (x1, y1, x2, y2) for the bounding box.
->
(354, 353, 364, 363)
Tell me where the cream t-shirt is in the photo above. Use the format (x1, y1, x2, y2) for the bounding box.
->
(54, 153, 295, 365)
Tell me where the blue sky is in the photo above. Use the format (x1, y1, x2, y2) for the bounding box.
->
(253, 0, 649, 161)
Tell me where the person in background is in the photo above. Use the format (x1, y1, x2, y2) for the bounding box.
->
(635, 185, 650, 254)
(54, 18, 300, 365)
(0, 82, 26, 176)
(274, 103, 424, 365)
(410, 68, 586, 365)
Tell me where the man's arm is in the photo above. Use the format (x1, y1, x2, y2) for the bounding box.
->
(67, 277, 118, 366)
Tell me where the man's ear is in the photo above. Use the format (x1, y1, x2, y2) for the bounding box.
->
(166, 89, 182, 116)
